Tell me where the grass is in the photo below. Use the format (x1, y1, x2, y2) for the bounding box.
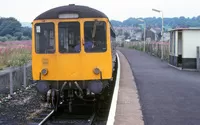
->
(0, 41, 31, 70)
(0, 64, 6, 70)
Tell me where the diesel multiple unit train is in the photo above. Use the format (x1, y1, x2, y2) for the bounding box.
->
(32, 4, 117, 111)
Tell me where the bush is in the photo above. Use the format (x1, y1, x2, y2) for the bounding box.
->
(14, 32, 23, 40)
(0, 35, 18, 42)
(7, 49, 31, 67)
(5, 34, 12, 39)
(0, 36, 8, 42)
(0, 47, 31, 69)
(21, 36, 30, 40)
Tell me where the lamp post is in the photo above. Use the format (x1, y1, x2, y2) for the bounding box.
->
(152, 8, 164, 60)
(137, 18, 146, 52)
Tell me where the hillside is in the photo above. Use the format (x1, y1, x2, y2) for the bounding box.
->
(110, 16, 200, 29)
(19, 16, 200, 29)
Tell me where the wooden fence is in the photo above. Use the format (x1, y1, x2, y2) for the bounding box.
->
(122, 41, 170, 61)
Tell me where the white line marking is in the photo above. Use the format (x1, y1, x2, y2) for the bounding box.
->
(168, 64, 198, 72)
(106, 52, 120, 125)
(38, 110, 54, 125)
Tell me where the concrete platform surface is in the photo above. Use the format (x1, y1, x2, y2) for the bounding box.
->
(119, 47, 200, 125)
(114, 50, 144, 125)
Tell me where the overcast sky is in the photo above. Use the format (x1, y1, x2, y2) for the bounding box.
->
(0, 0, 199, 22)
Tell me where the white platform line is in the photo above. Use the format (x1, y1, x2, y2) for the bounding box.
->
(168, 64, 198, 72)
(106, 52, 121, 125)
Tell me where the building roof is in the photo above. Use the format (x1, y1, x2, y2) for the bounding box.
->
(150, 28, 161, 34)
(169, 27, 200, 32)
(34, 4, 108, 20)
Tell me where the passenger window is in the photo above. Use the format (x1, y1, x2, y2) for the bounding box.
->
(58, 22, 80, 53)
(84, 21, 107, 52)
(35, 23, 55, 54)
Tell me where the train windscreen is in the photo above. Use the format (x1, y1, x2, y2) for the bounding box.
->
(84, 21, 107, 52)
(35, 23, 55, 54)
(58, 22, 80, 53)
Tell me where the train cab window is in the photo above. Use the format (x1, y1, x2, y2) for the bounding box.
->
(58, 22, 80, 53)
(35, 23, 55, 54)
(84, 21, 107, 52)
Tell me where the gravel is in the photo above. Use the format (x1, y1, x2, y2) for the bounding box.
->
(0, 85, 45, 125)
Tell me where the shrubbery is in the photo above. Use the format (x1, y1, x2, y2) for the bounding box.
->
(0, 36, 8, 42)
(7, 49, 31, 67)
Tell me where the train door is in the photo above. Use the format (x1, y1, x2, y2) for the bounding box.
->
(32, 22, 58, 80)
(56, 21, 83, 80)
(81, 19, 112, 80)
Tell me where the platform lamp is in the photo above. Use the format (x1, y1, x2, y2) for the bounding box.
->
(152, 8, 164, 60)
(137, 18, 146, 52)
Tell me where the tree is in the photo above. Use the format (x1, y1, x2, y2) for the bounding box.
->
(0, 36, 8, 42)
(0, 17, 32, 41)
(5, 34, 12, 39)
(21, 27, 32, 37)
(14, 32, 23, 40)
(110, 16, 200, 28)
(0, 17, 21, 36)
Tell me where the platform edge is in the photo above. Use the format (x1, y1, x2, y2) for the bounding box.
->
(106, 52, 121, 125)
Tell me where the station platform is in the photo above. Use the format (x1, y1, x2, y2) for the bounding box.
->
(107, 50, 144, 125)
(114, 50, 144, 125)
(115, 47, 200, 125)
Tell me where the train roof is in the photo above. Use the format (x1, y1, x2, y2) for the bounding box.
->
(34, 4, 108, 20)
(34, 4, 116, 37)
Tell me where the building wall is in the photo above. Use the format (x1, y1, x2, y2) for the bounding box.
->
(178, 31, 182, 55)
(181, 30, 200, 69)
(175, 31, 178, 57)
(169, 31, 177, 56)
(169, 31, 178, 66)
(182, 30, 200, 58)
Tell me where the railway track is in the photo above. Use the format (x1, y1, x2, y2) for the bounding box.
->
(28, 109, 55, 125)
(28, 96, 111, 125)
(28, 80, 114, 125)
(27, 78, 115, 125)
(27, 85, 114, 125)
(28, 107, 95, 125)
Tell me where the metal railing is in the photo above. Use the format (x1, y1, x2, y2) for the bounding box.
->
(0, 62, 32, 96)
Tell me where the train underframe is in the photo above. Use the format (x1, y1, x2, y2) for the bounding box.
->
(35, 74, 115, 112)
(34, 55, 117, 112)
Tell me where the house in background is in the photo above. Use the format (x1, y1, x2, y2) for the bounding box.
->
(142, 27, 162, 42)
(135, 32, 142, 41)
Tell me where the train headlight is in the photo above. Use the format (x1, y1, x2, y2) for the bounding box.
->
(41, 68, 48, 76)
(93, 67, 100, 75)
